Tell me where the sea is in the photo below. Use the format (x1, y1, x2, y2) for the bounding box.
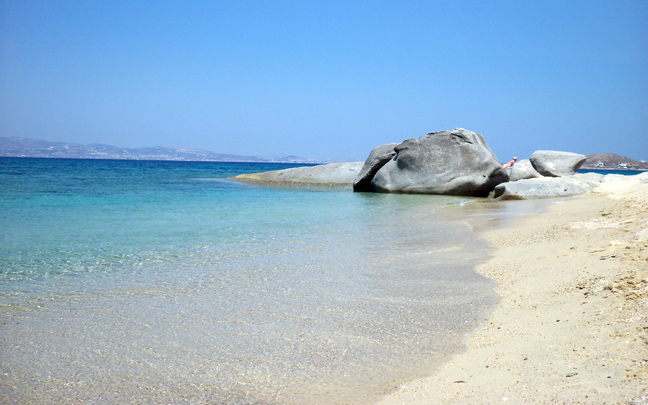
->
(0, 157, 592, 404)
(578, 168, 647, 176)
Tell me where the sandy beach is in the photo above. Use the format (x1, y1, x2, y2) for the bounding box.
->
(379, 173, 648, 404)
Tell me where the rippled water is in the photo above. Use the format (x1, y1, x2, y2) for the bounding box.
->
(0, 157, 498, 404)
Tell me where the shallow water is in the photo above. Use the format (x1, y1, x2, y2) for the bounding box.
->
(1, 158, 502, 404)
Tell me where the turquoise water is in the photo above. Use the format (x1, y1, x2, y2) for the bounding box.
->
(1, 157, 499, 404)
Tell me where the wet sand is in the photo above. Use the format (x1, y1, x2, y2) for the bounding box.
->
(379, 173, 648, 404)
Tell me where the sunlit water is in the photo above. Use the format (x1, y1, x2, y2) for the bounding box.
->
(0, 158, 517, 404)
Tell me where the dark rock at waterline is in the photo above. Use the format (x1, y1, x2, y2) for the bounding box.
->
(530, 150, 587, 177)
(353, 143, 399, 192)
(370, 128, 509, 197)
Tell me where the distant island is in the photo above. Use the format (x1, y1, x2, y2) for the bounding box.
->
(0, 136, 323, 163)
(581, 153, 648, 171)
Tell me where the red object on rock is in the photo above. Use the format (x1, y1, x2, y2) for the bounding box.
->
(502, 157, 518, 169)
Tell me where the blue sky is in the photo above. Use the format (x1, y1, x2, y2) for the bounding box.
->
(1, 1, 647, 161)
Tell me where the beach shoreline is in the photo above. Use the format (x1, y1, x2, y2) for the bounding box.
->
(379, 173, 648, 404)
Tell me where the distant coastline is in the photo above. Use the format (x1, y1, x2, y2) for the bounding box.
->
(581, 152, 648, 171)
(0, 136, 325, 164)
(0, 155, 322, 166)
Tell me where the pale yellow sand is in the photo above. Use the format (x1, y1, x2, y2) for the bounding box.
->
(379, 173, 648, 404)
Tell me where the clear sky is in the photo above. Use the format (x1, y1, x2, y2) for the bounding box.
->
(1, 1, 647, 162)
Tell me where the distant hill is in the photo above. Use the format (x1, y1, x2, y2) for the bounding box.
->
(582, 153, 648, 170)
(0, 137, 322, 163)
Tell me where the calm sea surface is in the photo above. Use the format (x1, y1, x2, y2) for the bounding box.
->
(578, 168, 647, 175)
(0, 157, 511, 404)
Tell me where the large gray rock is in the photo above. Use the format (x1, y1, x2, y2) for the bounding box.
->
(601, 174, 631, 183)
(371, 128, 509, 197)
(231, 162, 363, 189)
(353, 143, 398, 192)
(509, 159, 541, 182)
(574, 172, 605, 184)
(530, 150, 586, 177)
(490, 176, 600, 200)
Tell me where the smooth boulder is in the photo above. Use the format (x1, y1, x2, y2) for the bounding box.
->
(575, 172, 605, 184)
(231, 162, 363, 188)
(490, 175, 601, 200)
(508, 159, 541, 182)
(530, 150, 586, 177)
(353, 143, 398, 191)
(371, 128, 509, 196)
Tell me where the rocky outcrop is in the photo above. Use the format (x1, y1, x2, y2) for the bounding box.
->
(231, 162, 363, 188)
(530, 150, 587, 177)
(490, 174, 603, 200)
(491, 150, 601, 199)
(230, 135, 598, 199)
(508, 159, 541, 182)
(353, 143, 398, 192)
(575, 172, 605, 184)
(370, 129, 508, 196)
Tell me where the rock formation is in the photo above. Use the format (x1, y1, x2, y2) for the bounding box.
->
(231, 130, 603, 200)
(529, 150, 587, 177)
(491, 150, 597, 199)
(490, 174, 602, 200)
(508, 159, 541, 182)
(363, 129, 508, 197)
(231, 162, 363, 188)
(489, 172, 637, 200)
(353, 143, 398, 192)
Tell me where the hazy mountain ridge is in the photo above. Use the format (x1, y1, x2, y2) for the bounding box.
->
(0, 137, 322, 163)
(582, 153, 648, 170)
